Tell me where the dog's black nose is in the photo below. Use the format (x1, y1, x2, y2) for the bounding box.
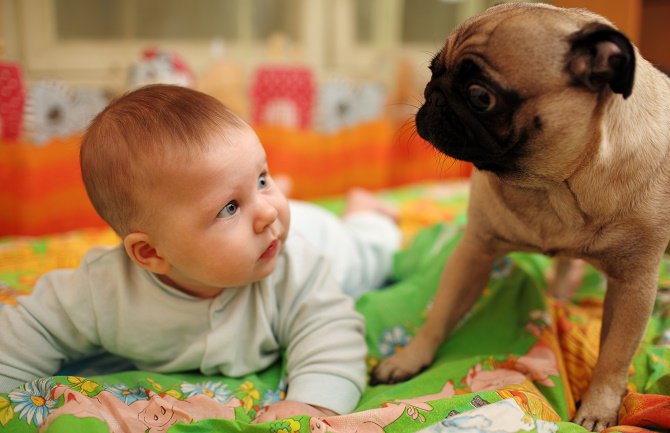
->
(426, 89, 446, 107)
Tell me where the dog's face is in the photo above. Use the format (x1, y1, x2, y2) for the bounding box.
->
(416, 3, 635, 179)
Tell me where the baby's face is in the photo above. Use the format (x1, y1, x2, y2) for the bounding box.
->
(145, 126, 290, 298)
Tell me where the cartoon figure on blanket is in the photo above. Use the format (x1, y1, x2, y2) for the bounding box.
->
(464, 343, 559, 394)
(430, 398, 559, 433)
(310, 380, 456, 433)
(308, 342, 559, 433)
(0, 84, 401, 421)
(39, 385, 241, 433)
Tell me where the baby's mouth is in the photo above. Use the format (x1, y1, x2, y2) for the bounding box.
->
(260, 239, 279, 260)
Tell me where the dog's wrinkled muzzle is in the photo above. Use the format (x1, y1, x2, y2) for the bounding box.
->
(416, 83, 522, 174)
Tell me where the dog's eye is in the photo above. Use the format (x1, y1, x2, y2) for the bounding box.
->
(467, 84, 496, 112)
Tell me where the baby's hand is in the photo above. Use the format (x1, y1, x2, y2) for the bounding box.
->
(252, 400, 337, 423)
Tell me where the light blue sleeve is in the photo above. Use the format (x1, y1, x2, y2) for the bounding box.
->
(275, 237, 367, 414)
(0, 266, 100, 392)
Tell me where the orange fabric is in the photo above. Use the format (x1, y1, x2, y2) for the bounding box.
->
(258, 119, 472, 200)
(389, 123, 472, 186)
(1, 120, 471, 236)
(257, 120, 395, 199)
(554, 300, 602, 405)
(602, 393, 670, 433)
(0, 135, 108, 236)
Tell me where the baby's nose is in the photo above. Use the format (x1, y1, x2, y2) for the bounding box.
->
(254, 199, 278, 233)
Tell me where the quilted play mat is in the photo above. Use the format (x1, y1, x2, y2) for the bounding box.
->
(1, 180, 670, 433)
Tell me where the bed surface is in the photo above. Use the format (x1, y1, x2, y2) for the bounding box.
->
(1, 180, 669, 433)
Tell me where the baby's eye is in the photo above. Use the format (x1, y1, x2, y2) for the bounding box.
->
(217, 200, 239, 218)
(258, 174, 268, 189)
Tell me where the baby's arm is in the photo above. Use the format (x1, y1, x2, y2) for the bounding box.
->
(0, 268, 98, 391)
(277, 239, 368, 415)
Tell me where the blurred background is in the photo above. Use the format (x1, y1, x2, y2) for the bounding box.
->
(0, 0, 668, 236)
(2, 1, 667, 99)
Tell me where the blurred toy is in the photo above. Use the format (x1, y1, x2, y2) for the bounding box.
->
(198, 39, 248, 119)
(250, 32, 313, 129)
(128, 48, 195, 89)
(70, 87, 109, 132)
(0, 61, 25, 141)
(250, 66, 315, 129)
(316, 79, 357, 133)
(316, 79, 386, 134)
(23, 81, 78, 145)
(356, 82, 387, 122)
(23, 82, 109, 145)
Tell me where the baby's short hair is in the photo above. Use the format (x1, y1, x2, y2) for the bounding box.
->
(81, 84, 246, 236)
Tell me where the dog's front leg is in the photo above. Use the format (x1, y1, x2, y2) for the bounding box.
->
(371, 228, 501, 384)
(573, 265, 659, 432)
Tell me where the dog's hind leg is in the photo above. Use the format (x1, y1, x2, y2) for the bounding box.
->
(548, 258, 585, 300)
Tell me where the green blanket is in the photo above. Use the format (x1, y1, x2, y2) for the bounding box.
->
(2, 183, 670, 433)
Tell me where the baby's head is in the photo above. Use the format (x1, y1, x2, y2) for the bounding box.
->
(81, 84, 290, 297)
(81, 84, 247, 236)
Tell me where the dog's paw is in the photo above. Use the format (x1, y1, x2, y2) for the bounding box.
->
(370, 348, 431, 385)
(572, 409, 617, 432)
(572, 391, 622, 432)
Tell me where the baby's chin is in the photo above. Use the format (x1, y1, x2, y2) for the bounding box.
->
(256, 256, 280, 281)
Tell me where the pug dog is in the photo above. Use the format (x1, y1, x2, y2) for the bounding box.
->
(372, 3, 670, 431)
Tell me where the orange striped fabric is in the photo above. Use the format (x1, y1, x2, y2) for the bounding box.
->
(1, 119, 471, 236)
(0, 135, 107, 236)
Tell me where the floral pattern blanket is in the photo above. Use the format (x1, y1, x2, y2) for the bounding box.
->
(1, 181, 670, 433)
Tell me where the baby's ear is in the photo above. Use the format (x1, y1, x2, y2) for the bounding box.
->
(123, 232, 171, 274)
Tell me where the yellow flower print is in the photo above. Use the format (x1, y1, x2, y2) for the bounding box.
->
(146, 378, 164, 392)
(0, 395, 14, 427)
(240, 381, 260, 413)
(366, 356, 380, 375)
(67, 376, 99, 395)
(166, 389, 182, 399)
(271, 418, 301, 433)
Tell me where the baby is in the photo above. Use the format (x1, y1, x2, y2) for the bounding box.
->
(0, 84, 400, 421)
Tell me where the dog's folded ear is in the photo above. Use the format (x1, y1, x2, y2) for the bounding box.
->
(567, 23, 636, 99)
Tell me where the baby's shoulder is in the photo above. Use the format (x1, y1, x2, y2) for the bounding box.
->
(29, 244, 132, 303)
(76, 244, 137, 282)
(81, 243, 126, 265)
